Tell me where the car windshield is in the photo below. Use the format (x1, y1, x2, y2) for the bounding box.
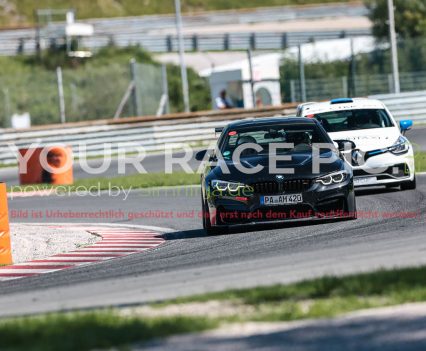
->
(312, 109, 394, 133)
(220, 124, 331, 159)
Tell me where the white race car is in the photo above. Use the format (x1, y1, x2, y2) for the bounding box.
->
(297, 98, 416, 190)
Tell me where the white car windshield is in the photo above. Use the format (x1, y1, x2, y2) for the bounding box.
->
(312, 109, 394, 133)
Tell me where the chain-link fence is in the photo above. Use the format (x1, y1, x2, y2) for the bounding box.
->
(61, 64, 131, 122)
(279, 36, 426, 103)
(0, 61, 168, 127)
(0, 69, 58, 127)
(132, 62, 168, 116)
(289, 71, 426, 102)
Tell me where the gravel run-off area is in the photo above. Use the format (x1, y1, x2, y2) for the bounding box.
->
(9, 223, 100, 264)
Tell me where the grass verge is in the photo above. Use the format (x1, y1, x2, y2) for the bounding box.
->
(8, 172, 200, 193)
(2, 266, 426, 350)
(415, 151, 426, 172)
(72, 172, 200, 190)
(161, 266, 426, 321)
(0, 313, 216, 351)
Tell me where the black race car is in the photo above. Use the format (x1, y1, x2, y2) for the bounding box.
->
(196, 117, 357, 235)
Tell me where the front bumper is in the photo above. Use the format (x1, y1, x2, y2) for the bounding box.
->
(207, 179, 356, 227)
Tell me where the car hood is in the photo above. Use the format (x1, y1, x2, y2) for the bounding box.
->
(329, 127, 400, 151)
(213, 151, 343, 180)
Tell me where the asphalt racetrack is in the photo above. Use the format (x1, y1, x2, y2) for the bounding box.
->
(0, 172, 425, 317)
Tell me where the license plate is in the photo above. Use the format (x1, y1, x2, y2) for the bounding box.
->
(354, 177, 377, 186)
(261, 194, 303, 206)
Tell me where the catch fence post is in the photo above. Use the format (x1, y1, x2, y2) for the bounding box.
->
(56, 67, 66, 124)
(130, 58, 142, 116)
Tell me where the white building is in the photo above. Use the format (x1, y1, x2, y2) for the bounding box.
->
(200, 53, 283, 110)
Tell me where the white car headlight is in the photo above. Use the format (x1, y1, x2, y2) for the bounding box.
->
(211, 180, 246, 192)
(388, 136, 409, 155)
(316, 171, 348, 186)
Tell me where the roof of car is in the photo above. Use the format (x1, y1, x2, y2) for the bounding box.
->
(226, 116, 316, 129)
(299, 98, 386, 116)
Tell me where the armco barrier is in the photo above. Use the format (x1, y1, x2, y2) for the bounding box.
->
(0, 105, 296, 165)
(369, 90, 426, 122)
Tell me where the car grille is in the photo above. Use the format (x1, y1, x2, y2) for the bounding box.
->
(250, 180, 312, 194)
(283, 179, 312, 192)
(250, 181, 279, 195)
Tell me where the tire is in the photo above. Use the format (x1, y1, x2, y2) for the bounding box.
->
(202, 196, 220, 235)
(348, 212, 358, 220)
(401, 176, 417, 191)
(345, 195, 357, 220)
(347, 206, 357, 221)
(206, 226, 221, 236)
(201, 195, 208, 229)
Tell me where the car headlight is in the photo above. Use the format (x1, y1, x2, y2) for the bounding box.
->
(388, 136, 409, 155)
(316, 171, 348, 186)
(211, 180, 246, 192)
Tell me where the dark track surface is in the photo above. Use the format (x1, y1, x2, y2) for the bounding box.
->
(0, 174, 425, 317)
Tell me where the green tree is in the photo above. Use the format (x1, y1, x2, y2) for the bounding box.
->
(166, 65, 211, 113)
(365, 0, 426, 39)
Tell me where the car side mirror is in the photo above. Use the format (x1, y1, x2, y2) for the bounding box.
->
(195, 150, 208, 161)
(335, 140, 356, 152)
(400, 120, 413, 135)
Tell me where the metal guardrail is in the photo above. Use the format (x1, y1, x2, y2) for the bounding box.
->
(0, 105, 297, 164)
(0, 2, 368, 55)
(0, 29, 371, 55)
(157, 29, 370, 52)
(369, 91, 426, 122)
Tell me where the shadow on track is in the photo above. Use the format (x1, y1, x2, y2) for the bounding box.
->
(163, 187, 403, 241)
(355, 186, 400, 197)
(163, 217, 352, 240)
(163, 229, 206, 241)
(145, 314, 426, 351)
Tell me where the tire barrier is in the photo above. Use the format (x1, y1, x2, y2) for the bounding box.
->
(0, 183, 12, 265)
(18, 146, 74, 185)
